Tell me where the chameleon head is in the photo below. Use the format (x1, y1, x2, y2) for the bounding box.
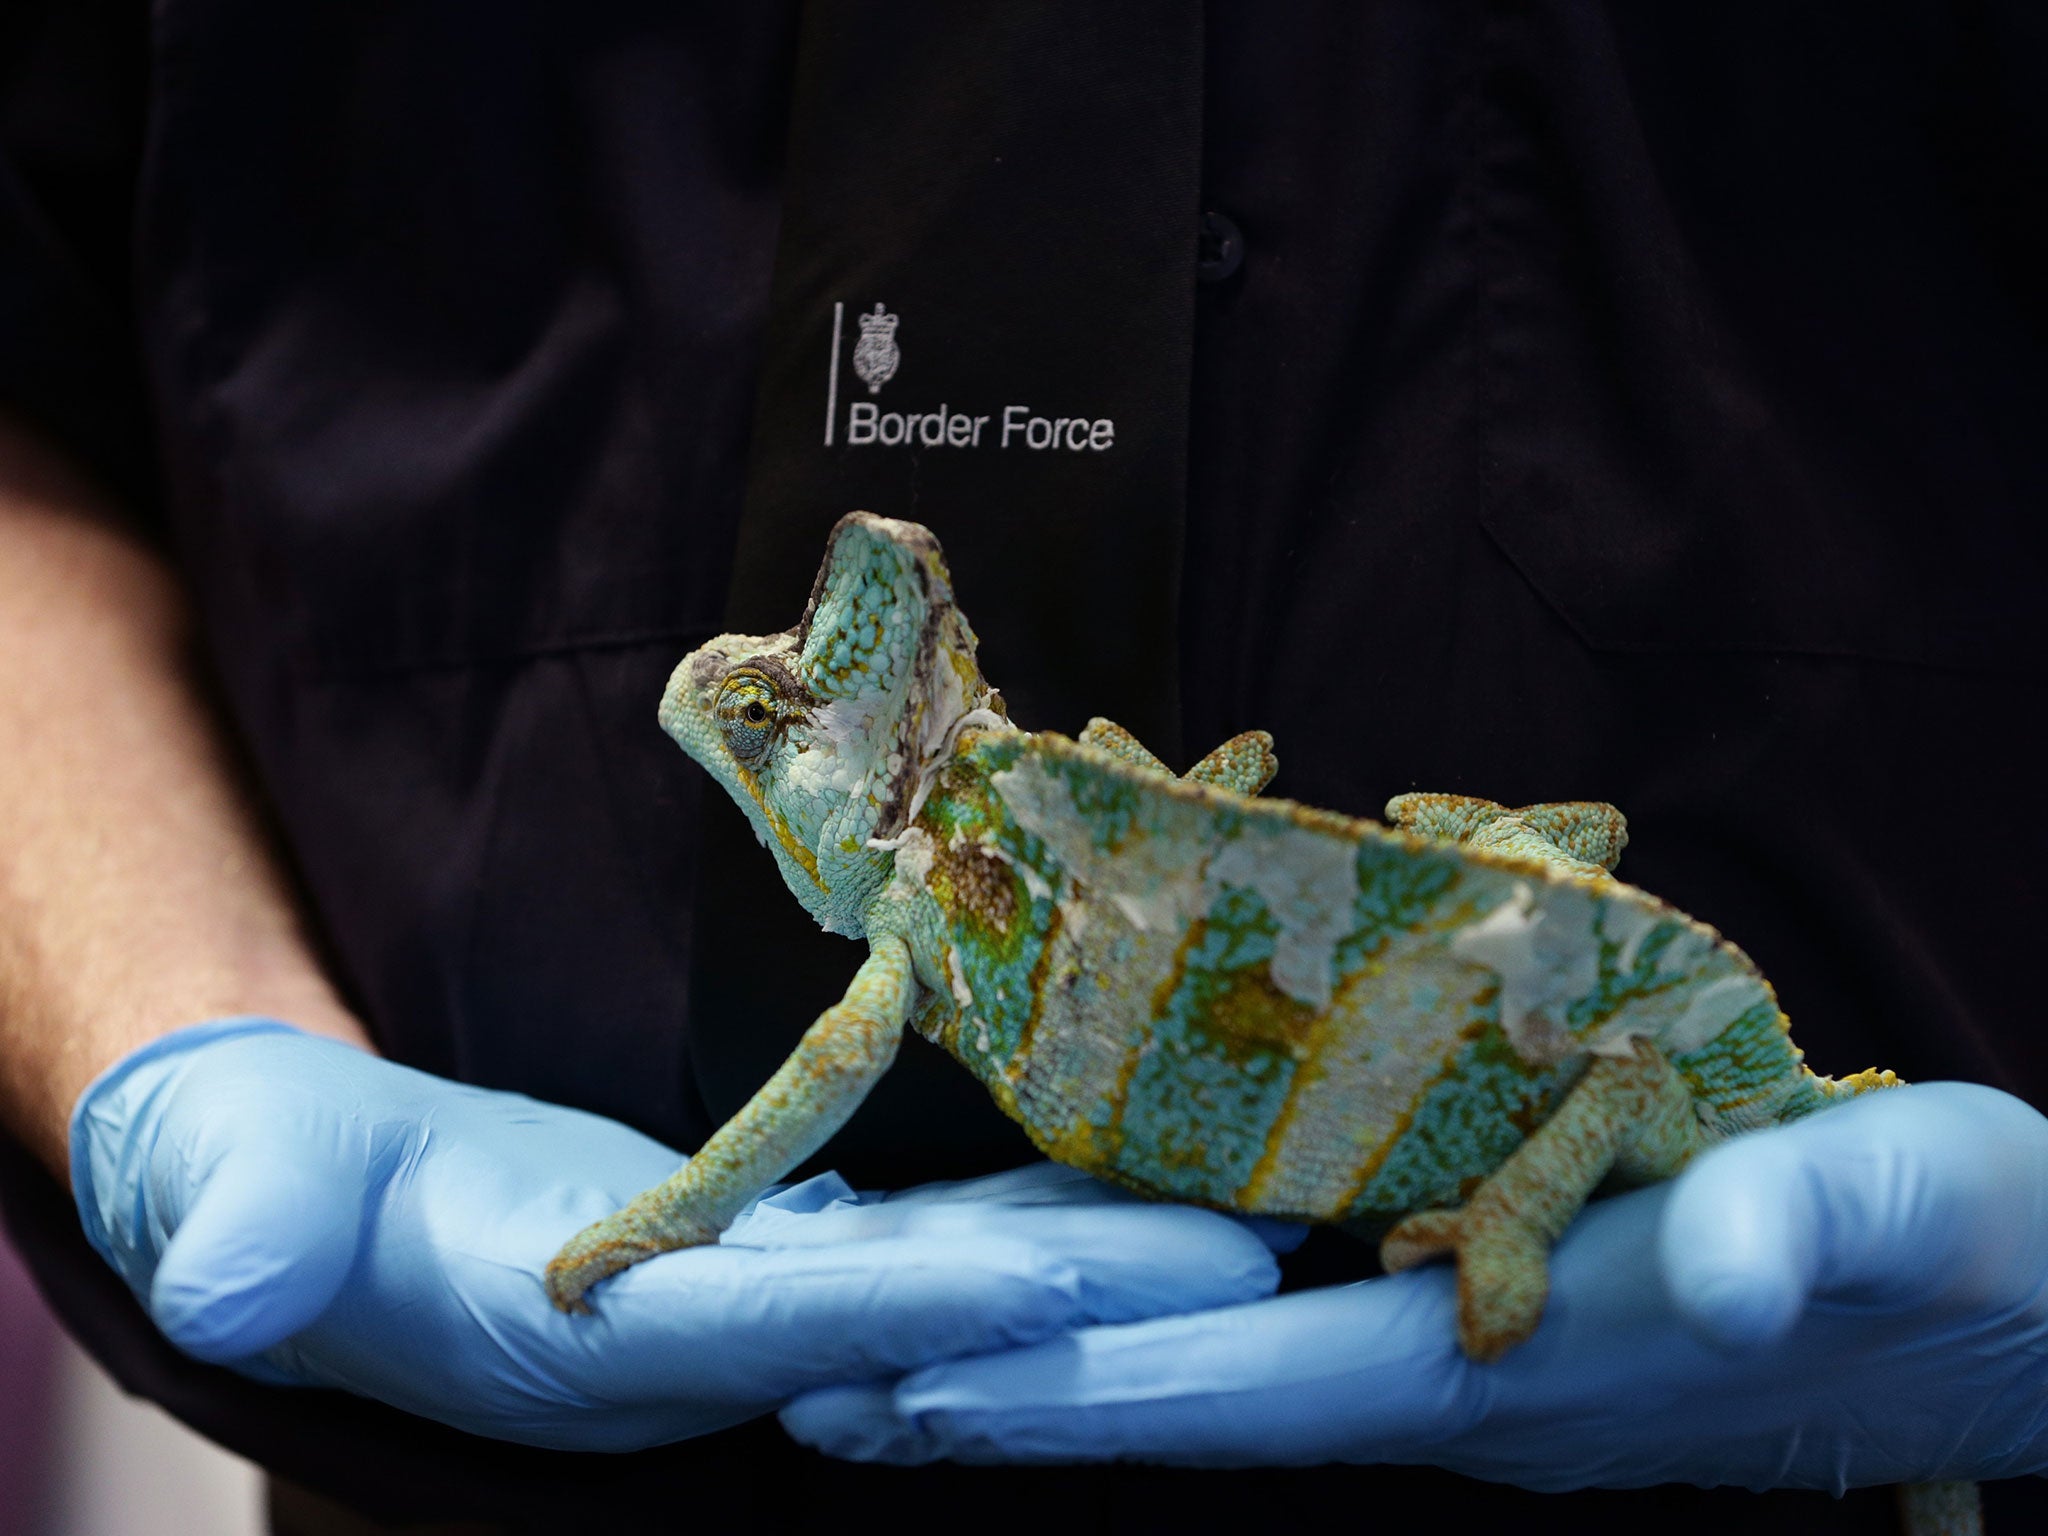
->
(659, 513, 1009, 936)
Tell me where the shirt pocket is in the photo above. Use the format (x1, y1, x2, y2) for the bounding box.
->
(1475, 377, 2047, 673)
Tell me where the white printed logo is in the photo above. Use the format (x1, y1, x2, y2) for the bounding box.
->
(822, 299, 1114, 456)
(851, 303, 901, 395)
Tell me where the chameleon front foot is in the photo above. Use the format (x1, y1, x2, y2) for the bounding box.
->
(1079, 717, 1172, 775)
(545, 935, 917, 1315)
(1381, 1204, 1554, 1363)
(1184, 730, 1278, 796)
(1078, 717, 1278, 795)
(545, 1200, 721, 1313)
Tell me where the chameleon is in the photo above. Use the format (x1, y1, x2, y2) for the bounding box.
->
(544, 512, 1975, 1535)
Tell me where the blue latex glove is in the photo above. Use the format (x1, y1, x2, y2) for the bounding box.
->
(70, 1019, 1281, 1451)
(785, 1082, 2048, 1492)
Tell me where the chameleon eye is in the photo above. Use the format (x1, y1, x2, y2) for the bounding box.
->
(715, 672, 779, 765)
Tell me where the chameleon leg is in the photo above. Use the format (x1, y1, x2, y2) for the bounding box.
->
(1380, 1039, 1711, 1362)
(1184, 730, 1278, 795)
(544, 933, 917, 1312)
(1079, 717, 1173, 775)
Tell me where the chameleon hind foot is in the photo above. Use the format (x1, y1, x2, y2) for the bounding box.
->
(1379, 1205, 1554, 1364)
(1079, 717, 1278, 795)
(1386, 792, 1628, 873)
(1380, 1039, 1711, 1362)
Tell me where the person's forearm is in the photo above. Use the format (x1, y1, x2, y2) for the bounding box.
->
(0, 414, 370, 1178)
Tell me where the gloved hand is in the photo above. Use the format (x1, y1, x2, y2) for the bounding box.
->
(785, 1081, 2048, 1492)
(70, 1018, 1281, 1452)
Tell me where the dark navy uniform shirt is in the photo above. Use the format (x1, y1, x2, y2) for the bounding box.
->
(2, 4, 2043, 1530)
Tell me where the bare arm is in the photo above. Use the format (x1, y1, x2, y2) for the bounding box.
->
(0, 413, 370, 1179)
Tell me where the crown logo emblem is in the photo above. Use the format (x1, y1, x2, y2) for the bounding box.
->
(851, 303, 901, 395)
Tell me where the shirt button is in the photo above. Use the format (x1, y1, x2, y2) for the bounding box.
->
(1198, 210, 1245, 284)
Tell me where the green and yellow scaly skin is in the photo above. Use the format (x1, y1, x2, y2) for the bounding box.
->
(873, 728, 1839, 1225)
(544, 513, 1899, 1370)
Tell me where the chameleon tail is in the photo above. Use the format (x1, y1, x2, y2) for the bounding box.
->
(1763, 1069, 1972, 1536)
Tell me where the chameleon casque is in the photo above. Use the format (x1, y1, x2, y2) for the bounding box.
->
(546, 513, 1973, 1534)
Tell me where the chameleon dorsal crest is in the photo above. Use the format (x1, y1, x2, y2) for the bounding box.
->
(658, 513, 1006, 935)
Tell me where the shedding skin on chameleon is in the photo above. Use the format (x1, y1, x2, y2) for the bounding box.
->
(544, 513, 1972, 1536)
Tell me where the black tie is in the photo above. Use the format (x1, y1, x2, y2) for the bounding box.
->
(695, 1, 1206, 1179)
